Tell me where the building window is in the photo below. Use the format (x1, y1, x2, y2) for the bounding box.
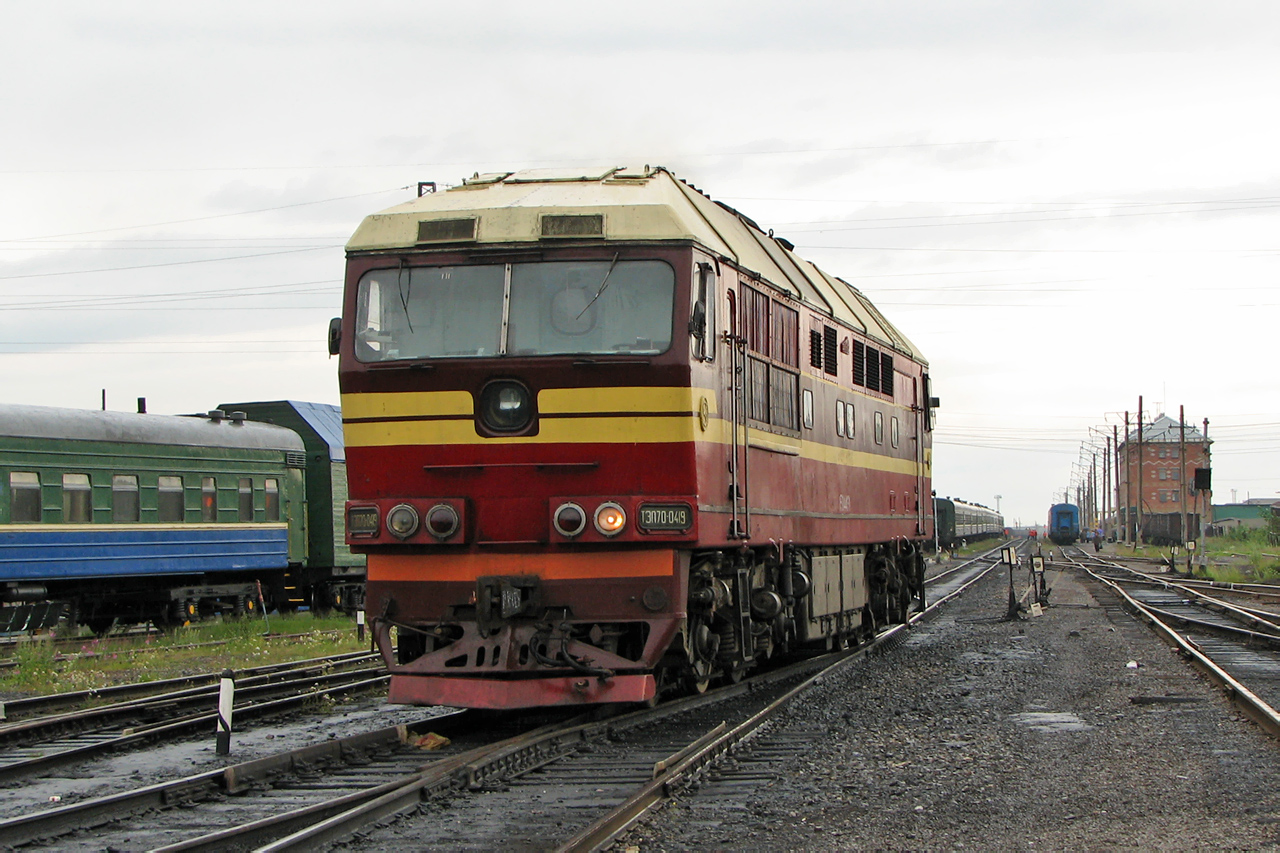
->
(264, 478, 280, 522)
(112, 475, 139, 522)
(874, 411, 884, 445)
(891, 416, 900, 448)
(238, 478, 254, 522)
(158, 476, 184, 522)
(63, 474, 92, 523)
(202, 477, 217, 522)
(9, 472, 41, 523)
(836, 401, 846, 437)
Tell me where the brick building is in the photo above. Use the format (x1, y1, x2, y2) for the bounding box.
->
(1116, 414, 1211, 544)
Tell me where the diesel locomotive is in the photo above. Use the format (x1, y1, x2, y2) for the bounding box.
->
(333, 166, 937, 709)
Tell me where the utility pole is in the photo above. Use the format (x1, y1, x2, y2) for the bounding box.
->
(1179, 405, 1187, 546)
(1113, 424, 1120, 542)
(1136, 396, 1144, 547)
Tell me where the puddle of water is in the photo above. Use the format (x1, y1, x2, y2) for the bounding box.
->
(1009, 711, 1094, 732)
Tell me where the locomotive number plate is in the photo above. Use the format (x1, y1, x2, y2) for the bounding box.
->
(638, 503, 693, 532)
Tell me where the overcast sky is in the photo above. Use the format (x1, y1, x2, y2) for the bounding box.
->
(3, 2, 1277, 526)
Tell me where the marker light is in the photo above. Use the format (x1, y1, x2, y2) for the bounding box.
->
(425, 504, 459, 540)
(553, 502, 587, 537)
(593, 502, 627, 537)
(386, 504, 420, 539)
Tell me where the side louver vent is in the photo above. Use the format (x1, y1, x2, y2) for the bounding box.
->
(286, 451, 307, 468)
(541, 214, 603, 238)
(417, 218, 477, 243)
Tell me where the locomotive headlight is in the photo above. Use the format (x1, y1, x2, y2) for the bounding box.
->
(553, 502, 587, 537)
(386, 504, 420, 539)
(593, 502, 627, 537)
(479, 380, 532, 432)
(425, 503, 459, 540)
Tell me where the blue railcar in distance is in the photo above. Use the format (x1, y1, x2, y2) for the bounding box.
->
(1047, 503, 1080, 545)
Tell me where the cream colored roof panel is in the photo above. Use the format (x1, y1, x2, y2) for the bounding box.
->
(345, 167, 923, 361)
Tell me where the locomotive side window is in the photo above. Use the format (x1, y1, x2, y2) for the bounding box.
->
(157, 476, 184, 522)
(62, 473, 91, 523)
(845, 403, 856, 438)
(874, 412, 884, 445)
(891, 416, 900, 448)
(9, 472, 41, 522)
(112, 475, 140, 523)
(238, 478, 254, 522)
(691, 263, 715, 362)
(836, 401, 845, 437)
(202, 477, 217, 522)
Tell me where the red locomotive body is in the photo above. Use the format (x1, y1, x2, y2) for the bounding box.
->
(334, 167, 935, 709)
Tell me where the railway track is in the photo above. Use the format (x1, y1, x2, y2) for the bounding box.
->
(0, 651, 387, 784)
(0, 547, 1000, 851)
(1063, 547, 1280, 737)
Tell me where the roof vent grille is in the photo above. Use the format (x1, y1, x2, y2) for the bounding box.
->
(417, 218, 477, 243)
(540, 214, 603, 238)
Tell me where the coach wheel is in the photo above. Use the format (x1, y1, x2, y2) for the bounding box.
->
(86, 616, 115, 637)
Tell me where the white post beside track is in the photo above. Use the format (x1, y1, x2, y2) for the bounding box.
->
(216, 669, 235, 755)
(357, 609, 366, 643)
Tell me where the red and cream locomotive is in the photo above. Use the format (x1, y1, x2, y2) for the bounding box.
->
(332, 166, 936, 709)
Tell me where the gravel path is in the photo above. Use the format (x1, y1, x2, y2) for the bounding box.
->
(619, 560, 1280, 851)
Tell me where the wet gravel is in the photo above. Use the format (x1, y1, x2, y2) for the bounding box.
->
(620, 557, 1280, 851)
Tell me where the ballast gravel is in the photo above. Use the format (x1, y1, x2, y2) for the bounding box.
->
(619, 556, 1280, 852)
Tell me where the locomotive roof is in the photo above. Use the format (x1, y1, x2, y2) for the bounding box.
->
(0, 403, 305, 452)
(346, 166, 924, 362)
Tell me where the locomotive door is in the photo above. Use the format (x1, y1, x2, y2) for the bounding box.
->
(913, 376, 927, 536)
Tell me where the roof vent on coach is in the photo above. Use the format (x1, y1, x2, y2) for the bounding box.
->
(207, 409, 225, 422)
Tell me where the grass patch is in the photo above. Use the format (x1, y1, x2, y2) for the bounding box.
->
(1, 613, 370, 699)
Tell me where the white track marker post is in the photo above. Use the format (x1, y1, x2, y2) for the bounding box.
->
(357, 609, 366, 643)
(216, 669, 235, 755)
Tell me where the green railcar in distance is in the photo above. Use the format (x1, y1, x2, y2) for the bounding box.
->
(219, 401, 366, 612)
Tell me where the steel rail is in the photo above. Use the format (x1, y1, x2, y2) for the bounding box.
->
(0, 669, 389, 785)
(1072, 557, 1280, 739)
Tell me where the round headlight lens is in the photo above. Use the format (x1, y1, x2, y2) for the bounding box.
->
(425, 504, 459, 540)
(386, 504, 420, 539)
(553, 502, 587, 537)
(594, 502, 627, 537)
(479, 381, 532, 432)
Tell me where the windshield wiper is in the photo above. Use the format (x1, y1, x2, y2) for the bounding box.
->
(576, 253, 620, 320)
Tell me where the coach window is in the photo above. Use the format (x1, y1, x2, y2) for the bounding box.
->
(9, 472, 41, 522)
(891, 416, 900, 448)
(264, 478, 280, 522)
(112, 475, 140, 523)
(158, 476, 184, 522)
(874, 411, 884, 445)
(202, 477, 217, 522)
(63, 474, 92, 523)
(238, 478, 254, 522)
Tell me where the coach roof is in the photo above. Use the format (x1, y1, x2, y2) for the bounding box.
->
(0, 404, 305, 453)
(345, 166, 923, 361)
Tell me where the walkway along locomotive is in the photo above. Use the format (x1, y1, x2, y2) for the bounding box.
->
(333, 166, 937, 709)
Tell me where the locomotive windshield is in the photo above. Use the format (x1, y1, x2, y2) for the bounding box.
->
(354, 259, 674, 362)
